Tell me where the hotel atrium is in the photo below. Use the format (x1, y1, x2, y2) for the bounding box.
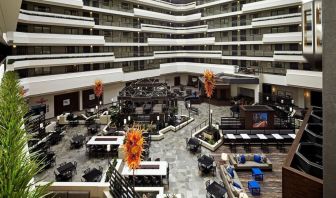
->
(0, 0, 333, 197)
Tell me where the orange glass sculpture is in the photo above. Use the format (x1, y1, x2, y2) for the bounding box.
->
(124, 128, 144, 170)
(203, 69, 215, 98)
(94, 80, 103, 98)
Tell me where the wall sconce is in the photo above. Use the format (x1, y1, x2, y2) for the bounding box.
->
(281, 99, 284, 104)
(99, 101, 102, 105)
(305, 91, 310, 97)
(272, 87, 276, 93)
(128, 116, 131, 121)
(266, 96, 269, 101)
(289, 107, 293, 112)
(157, 115, 160, 121)
(124, 119, 127, 125)
(291, 99, 294, 104)
(95, 105, 98, 110)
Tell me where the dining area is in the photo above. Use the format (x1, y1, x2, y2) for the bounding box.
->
(197, 154, 216, 176)
(86, 136, 124, 158)
(121, 161, 169, 187)
(206, 180, 227, 198)
(186, 137, 201, 153)
(54, 161, 77, 182)
(82, 166, 103, 182)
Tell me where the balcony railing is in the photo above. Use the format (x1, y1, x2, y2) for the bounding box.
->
(222, 50, 273, 57)
(83, 0, 133, 13)
(209, 20, 252, 29)
(114, 52, 153, 58)
(105, 37, 147, 43)
(234, 65, 287, 76)
(122, 64, 160, 73)
(216, 34, 263, 42)
(99, 21, 140, 28)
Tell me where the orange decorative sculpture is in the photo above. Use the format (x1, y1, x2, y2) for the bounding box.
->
(124, 127, 144, 186)
(203, 69, 215, 126)
(94, 80, 103, 98)
(203, 69, 215, 98)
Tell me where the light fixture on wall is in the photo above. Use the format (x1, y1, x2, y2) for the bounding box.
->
(305, 91, 310, 97)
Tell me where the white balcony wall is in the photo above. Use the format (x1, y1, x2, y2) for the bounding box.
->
(208, 25, 253, 33)
(286, 70, 322, 89)
(252, 13, 301, 28)
(154, 51, 222, 59)
(25, 0, 83, 8)
(141, 24, 208, 34)
(196, 0, 235, 9)
(148, 37, 215, 46)
(133, 8, 201, 23)
(160, 62, 236, 75)
(201, 11, 242, 20)
(242, 0, 302, 13)
(18, 10, 95, 28)
(273, 51, 307, 62)
(6, 32, 105, 46)
(20, 62, 236, 96)
(125, 0, 196, 11)
(262, 32, 302, 44)
(94, 25, 140, 32)
(260, 74, 287, 86)
(8, 53, 115, 69)
(82, 6, 134, 17)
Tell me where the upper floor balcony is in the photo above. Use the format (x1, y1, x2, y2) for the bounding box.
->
(6, 52, 115, 70)
(153, 50, 223, 59)
(18, 9, 95, 28)
(273, 51, 307, 62)
(133, 8, 201, 23)
(140, 24, 208, 35)
(25, 0, 83, 8)
(124, 0, 196, 12)
(262, 32, 302, 44)
(6, 32, 105, 46)
(251, 13, 302, 28)
(242, 0, 302, 13)
(147, 37, 215, 46)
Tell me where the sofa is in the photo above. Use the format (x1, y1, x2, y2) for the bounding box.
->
(219, 165, 245, 198)
(229, 154, 272, 171)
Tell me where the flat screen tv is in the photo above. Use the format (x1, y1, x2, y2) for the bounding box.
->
(253, 112, 268, 128)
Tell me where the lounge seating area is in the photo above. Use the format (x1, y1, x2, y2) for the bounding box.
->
(219, 165, 245, 198)
(228, 154, 273, 171)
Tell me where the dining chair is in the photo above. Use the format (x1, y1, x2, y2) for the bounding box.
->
(84, 168, 90, 175)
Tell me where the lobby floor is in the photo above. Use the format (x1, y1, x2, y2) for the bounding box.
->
(36, 101, 288, 198)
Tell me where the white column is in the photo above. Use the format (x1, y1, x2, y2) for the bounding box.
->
(297, 89, 305, 108)
(79, 90, 83, 111)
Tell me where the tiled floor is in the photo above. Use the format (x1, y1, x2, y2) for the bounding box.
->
(36, 101, 288, 198)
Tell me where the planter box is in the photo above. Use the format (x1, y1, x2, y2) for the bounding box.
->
(151, 115, 194, 141)
(192, 124, 223, 152)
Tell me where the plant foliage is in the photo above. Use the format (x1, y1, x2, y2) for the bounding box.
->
(0, 72, 51, 198)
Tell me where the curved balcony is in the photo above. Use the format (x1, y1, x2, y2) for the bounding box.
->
(293, 142, 323, 179)
(18, 9, 95, 28)
(302, 123, 323, 145)
(141, 24, 208, 34)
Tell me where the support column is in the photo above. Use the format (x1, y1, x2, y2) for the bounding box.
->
(79, 90, 83, 111)
(297, 88, 305, 108)
(323, 0, 336, 197)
